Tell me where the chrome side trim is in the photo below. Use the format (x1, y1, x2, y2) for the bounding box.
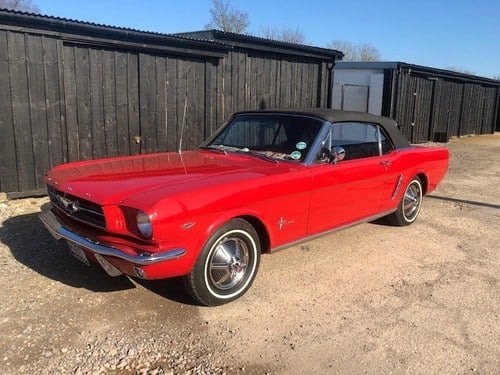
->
(392, 174, 404, 200)
(271, 208, 397, 253)
(39, 209, 185, 265)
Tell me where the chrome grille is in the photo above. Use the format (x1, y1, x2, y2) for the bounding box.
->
(47, 185, 106, 228)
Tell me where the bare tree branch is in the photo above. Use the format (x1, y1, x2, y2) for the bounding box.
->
(327, 40, 381, 61)
(357, 43, 381, 62)
(327, 40, 357, 60)
(445, 66, 476, 75)
(205, 0, 249, 33)
(260, 26, 306, 44)
(0, 0, 40, 13)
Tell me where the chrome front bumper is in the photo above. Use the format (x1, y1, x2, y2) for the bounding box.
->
(39, 209, 185, 265)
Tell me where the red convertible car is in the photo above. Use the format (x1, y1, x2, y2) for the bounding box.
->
(40, 109, 449, 305)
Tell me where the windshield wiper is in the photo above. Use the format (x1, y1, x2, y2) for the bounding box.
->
(245, 150, 279, 164)
(199, 145, 227, 154)
(202, 145, 278, 163)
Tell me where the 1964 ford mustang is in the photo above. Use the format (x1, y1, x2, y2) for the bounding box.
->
(40, 109, 449, 305)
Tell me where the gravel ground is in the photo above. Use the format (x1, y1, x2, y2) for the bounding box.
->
(0, 133, 499, 374)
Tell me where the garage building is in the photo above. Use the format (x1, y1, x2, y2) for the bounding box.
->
(333, 61, 500, 143)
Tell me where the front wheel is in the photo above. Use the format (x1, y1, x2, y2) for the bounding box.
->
(184, 219, 261, 306)
(386, 176, 423, 226)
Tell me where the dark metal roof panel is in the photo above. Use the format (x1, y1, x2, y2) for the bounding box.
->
(175, 29, 343, 60)
(336, 61, 500, 86)
(0, 8, 228, 54)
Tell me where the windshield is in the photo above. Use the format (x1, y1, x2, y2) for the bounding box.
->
(204, 114, 324, 162)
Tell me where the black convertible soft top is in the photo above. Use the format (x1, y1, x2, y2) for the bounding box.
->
(234, 108, 410, 149)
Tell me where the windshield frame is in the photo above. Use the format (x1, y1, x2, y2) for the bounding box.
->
(200, 113, 329, 165)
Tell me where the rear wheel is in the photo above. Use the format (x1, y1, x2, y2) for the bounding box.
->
(184, 219, 260, 306)
(387, 176, 423, 226)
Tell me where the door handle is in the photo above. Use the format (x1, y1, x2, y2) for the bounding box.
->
(379, 160, 391, 167)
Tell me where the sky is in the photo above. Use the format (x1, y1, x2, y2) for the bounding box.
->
(32, 0, 500, 79)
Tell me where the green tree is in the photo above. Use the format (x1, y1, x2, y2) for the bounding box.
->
(205, 0, 249, 33)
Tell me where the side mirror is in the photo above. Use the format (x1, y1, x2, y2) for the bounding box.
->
(332, 146, 345, 163)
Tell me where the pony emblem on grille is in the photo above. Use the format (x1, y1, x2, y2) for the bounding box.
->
(57, 195, 80, 214)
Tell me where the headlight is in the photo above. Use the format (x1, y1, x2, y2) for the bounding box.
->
(136, 211, 152, 239)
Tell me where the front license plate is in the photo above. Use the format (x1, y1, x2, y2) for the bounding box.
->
(67, 242, 90, 266)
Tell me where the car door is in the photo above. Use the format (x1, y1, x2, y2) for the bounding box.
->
(307, 122, 394, 235)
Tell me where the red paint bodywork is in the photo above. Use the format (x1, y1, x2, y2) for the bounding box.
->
(44, 144, 449, 280)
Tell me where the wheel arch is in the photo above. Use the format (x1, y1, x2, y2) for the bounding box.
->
(203, 211, 271, 254)
(415, 172, 428, 195)
(237, 215, 271, 254)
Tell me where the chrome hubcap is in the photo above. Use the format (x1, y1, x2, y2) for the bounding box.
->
(403, 182, 422, 221)
(209, 237, 249, 291)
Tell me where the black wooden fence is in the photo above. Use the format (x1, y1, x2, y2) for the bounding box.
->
(392, 68, 499, 143)
(0, 11, 339, 197)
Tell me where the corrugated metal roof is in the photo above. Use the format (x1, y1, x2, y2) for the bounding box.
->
(0, 8, 229, 52)
(0, 7, 175, 36)
(175, 29, 343, 60)
(336, 61, 500, 86)
(0, 8, 198, 39)
(0, 9, 341, 60)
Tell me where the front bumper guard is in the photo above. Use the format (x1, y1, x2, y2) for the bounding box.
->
(39, 209, 185, 266)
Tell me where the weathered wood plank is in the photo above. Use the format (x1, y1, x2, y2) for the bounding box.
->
(281, 60, 291, 107)
(155, 55, 167, 151)
(102, 50, 118, 157)
(74, 46, 92, 160)
(185, 59, 196, 149)
(62, 45, 79, 161)
(139, 53, 156, 153)
(215, 58, 224, 124)
(9, 32, 36, 191)
(268, 58, 277, 108)
(483, 87, 496, 134)
(229, 51, 238, 113)
(127, 53, 140, 155)
(166, 56, 178, 151)
(204, 59, 216, 136)
(176, 58, 187, 150)
(300, 62, 310, 107)
(275, 57, 282, 109)
(194, 59, 205, 143)
(448, 82, 463, 138)
(309, 63, 317, 107)
(114, 51, 130, 156)
(475, 86, 485, 134)
(236, 52, 246, 111)
(290, 60, 299, 107)
(0, 30, 18, 192)
(320, 62, 328, 108)
(26, 34, 50, 189)
(43, 36, 64, 168)
(250, 56, 259, 109)
(89, 48, 105, 158)
(262, 57, 271, 109)
(256, 55, 263, 108)
(55, 39, 68, 164)
(244, 54, 251, 111)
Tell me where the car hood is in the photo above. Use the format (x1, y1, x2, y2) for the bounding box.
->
(45, 150, 288, 206)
